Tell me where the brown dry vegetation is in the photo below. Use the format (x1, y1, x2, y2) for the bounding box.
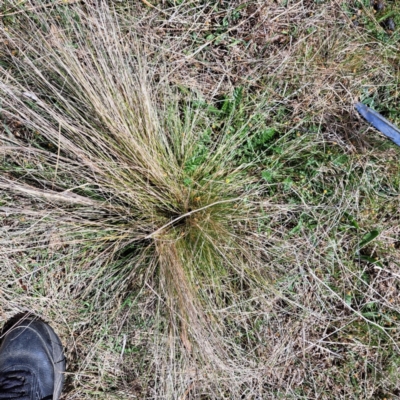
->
(1, 0, 400, 399)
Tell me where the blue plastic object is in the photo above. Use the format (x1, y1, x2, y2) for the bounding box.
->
(356, 102, 400, 147)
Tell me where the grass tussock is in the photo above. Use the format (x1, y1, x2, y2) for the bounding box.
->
(0, 0, 275, 390)
(1, 0, 400, 398)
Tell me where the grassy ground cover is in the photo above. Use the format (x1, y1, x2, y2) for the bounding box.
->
(0, 0, 400, 398)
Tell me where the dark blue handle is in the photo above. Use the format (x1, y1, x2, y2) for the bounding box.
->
(356, 102, 400, 147)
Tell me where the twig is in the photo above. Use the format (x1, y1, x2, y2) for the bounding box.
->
(53, 122, 61, 190)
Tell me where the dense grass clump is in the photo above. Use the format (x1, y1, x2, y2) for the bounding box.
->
(0, 0, 275, 389)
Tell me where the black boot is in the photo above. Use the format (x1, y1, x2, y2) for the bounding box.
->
(0, 313, 65, 400)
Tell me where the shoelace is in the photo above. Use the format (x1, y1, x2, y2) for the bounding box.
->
(0, 370, 31, 399)
(0, 370, 52, 400)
